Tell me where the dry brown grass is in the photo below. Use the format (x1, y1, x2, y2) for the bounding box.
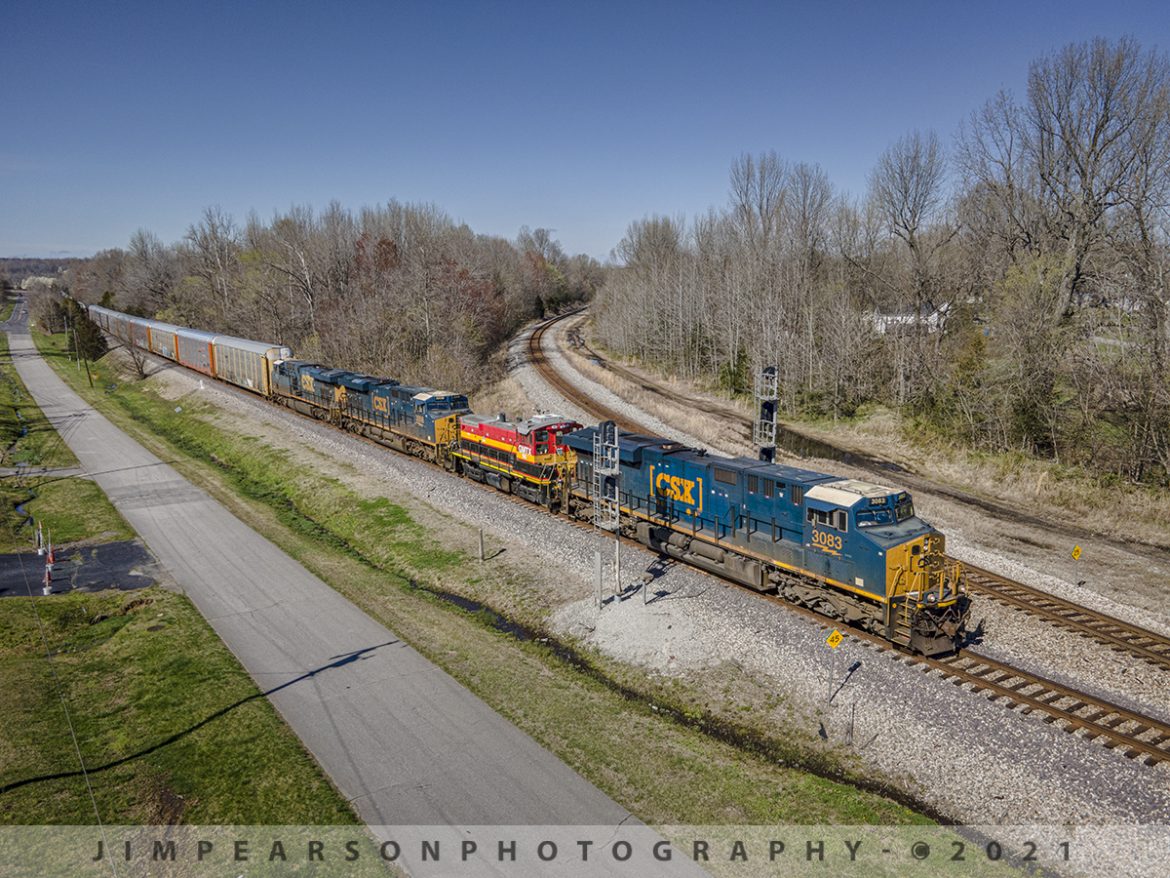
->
(469, 374, 539, 423)
(808, 413, 1170, 546)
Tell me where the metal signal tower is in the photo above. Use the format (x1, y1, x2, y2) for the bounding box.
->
(592, 420, 622, 530)
(592, 420, 622, 606)
(754, 365, 779, 462)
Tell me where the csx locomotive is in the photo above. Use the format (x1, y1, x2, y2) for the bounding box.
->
(85, 304, 969, 654)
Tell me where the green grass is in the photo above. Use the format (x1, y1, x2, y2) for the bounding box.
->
(0, 588, 358, 825)
(32, 330, 945, 830)
(1, 334, 78, 470)
(0, 332, 361, 830)
(0, 296, 13, 324)
(1, 477, 135, 552)
(0, 333, 134, 553)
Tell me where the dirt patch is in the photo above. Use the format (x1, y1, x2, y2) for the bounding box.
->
(0, 540, 160, 599)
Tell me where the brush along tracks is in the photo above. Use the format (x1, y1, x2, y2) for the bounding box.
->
(109, 316, 1170, 771)
(530, 311, 1170, 674)
(528, 311, 637, 431)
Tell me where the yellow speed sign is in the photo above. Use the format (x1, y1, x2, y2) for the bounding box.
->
(826, 629, 844, 649)
(1072, 545, 1082, 561)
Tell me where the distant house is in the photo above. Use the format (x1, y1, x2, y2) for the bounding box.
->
(20, 276, 59, 292)
(870, 302, 951, 335)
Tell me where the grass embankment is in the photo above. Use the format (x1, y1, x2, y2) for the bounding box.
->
(795, 405, 1170, 543)
(34, 330, 931, 828)
(0, 588, 359, 825)
(0, 334, 133, 552)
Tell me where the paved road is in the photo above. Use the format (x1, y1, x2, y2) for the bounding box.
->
(1, 294, 28, 335)
(5, 308, 630, 828)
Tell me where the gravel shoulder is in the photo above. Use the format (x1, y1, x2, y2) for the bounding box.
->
(128, 343, 1170, 830)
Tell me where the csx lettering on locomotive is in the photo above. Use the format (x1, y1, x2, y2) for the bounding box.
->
(653, 469, 701, 509)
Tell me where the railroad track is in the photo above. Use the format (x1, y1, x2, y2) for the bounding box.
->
(511, 480, 1170, 767)
(528, 310, 638, 431)
(962, 563, 1170, 673)
(918, 652, 1170, 766)
(99, 316, 1170, 769)
(531, 311, 1170, 675)
(527, 312, 1170, 767)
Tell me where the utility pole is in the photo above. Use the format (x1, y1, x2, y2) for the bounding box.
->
(63, 311, 74, 369)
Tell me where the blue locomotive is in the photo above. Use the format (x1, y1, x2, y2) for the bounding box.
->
(270, 359, 470, 462)
(564, 427, 968, 654)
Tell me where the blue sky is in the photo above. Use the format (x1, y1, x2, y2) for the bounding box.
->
(3, 0, 1168, 260)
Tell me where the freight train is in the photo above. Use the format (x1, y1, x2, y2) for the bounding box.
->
(85, 304, 970, 654)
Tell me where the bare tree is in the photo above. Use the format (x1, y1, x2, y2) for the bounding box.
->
(184, 206, 240, 321)
(869, 130, 953, 307)
(965, 38, 1170, 319)
(125, 230, 179, 314)
(729, 151, 788, 251)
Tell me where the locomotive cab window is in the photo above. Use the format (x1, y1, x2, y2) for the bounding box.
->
(807, 508, 848, 532)
(856, 508, 894, 527)
(534, 429, 549, 454)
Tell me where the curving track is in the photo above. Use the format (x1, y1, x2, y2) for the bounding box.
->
(526, 312, 1170, 767)
(84, 312, 1170, 770)
(530, 311, 1170, 674)
(561, 313, 1170, 564)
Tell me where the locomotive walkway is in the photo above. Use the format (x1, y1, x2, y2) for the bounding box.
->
(4, 312, 629, 828)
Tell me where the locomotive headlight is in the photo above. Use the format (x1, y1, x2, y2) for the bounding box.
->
(958, 583, 967, 594)
(926, 592, 938, 604)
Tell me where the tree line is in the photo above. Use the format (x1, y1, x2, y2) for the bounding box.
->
(595, 37, 1170, 486)
(65, 202, 602, 392)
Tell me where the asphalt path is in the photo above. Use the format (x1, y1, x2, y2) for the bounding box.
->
(4, 302, 631, 828)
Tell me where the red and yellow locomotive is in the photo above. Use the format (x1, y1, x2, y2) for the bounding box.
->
(453, 413, 580, 507)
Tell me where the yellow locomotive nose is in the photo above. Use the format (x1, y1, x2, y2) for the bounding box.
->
(884, 531, 969, 653)
(887, 533, 963, 609)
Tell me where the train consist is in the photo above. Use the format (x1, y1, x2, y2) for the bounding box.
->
(85, 304, 970, 654)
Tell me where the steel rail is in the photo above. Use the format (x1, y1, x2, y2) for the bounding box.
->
(94, 313, 1170, 769)
(533, 310, 1170, 674)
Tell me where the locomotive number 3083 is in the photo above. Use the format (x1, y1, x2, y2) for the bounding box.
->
(812, 530, 843, 551)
